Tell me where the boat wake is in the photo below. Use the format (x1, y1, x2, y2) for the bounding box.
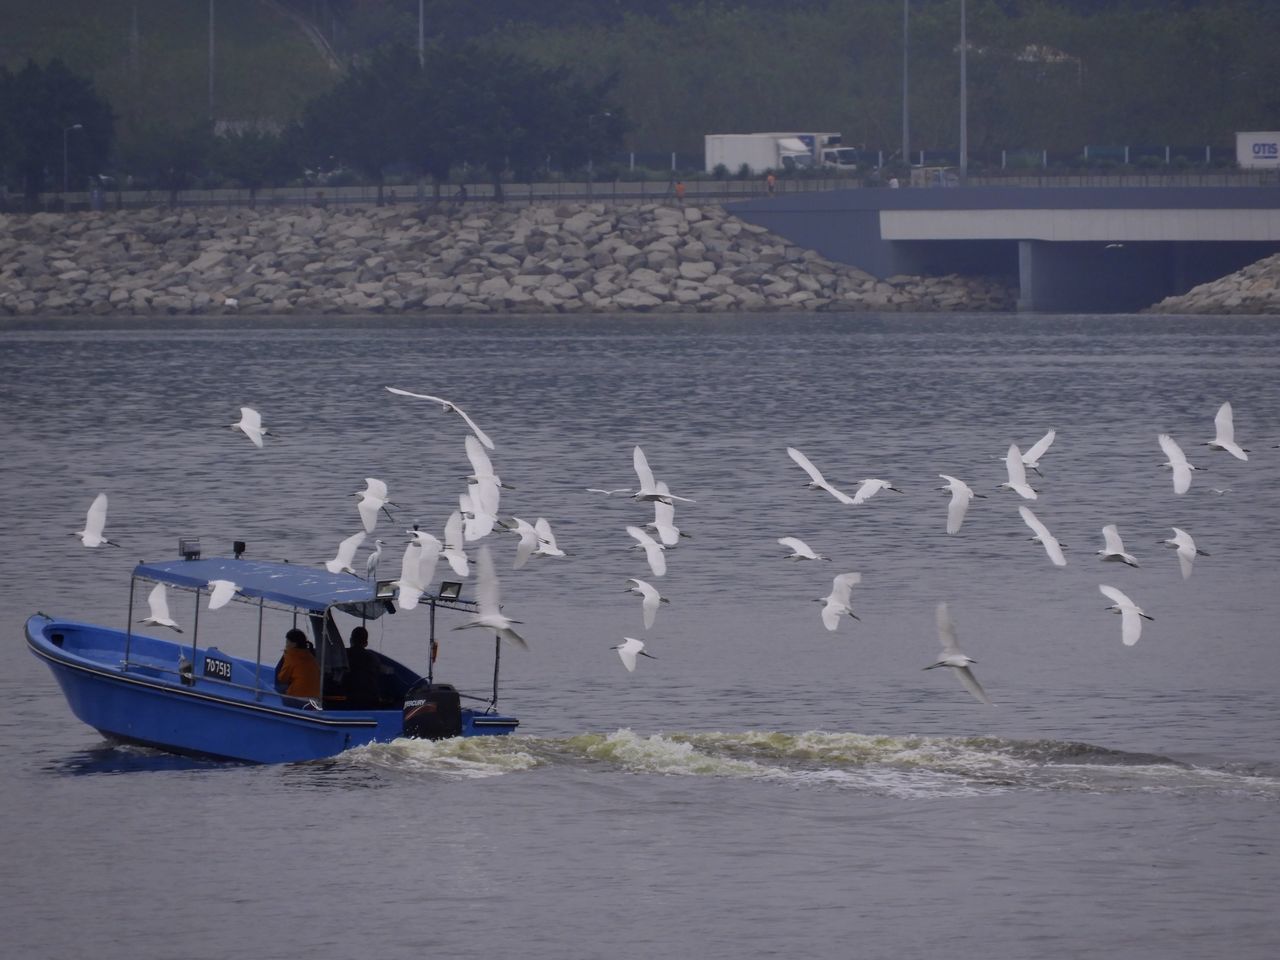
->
(340, 729, 1280, 799)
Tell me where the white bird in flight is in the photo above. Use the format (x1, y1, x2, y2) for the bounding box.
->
(1097, 524, 1140, 567)
(385, 386, 495, 450)
(778, 536, 830, 561)
(647, 483, 689, 546)
(625, 578, 669, 629)
(138, 583, 182, 632)
(586, 487, 631, 496)
(1158, 527, 1208, 580)
(631, 446, 695, 505)
(1205, 402, 1248, 461)
(441, 511, 470, 577)
(453, 545, 527, 649)
(786, 447, 856, 504)
(938, 474, 984, 535)
(74, 492, 120, 548)
(612, 636, 656, 673)
(1020, 429, 1056, 475)
(999, 444, 1038, 500)
(392, 538, 440, 611)
(924, 602, 993, 705)
(354, 478, 395, 534)
(500, 516, 542, 569)
(532, 518, 567, 559)
(1099, 584, 1153, 646)
(325, 530, 367, 575)
(206, 579, 240, 610)
(231, 406, 267, 448)
(1018, 505, 1067, 567)
(464, 434, 513, 489)
(627, 524, 667, 577)
(1158, 433, 1199, 495)
(817, 572, 861, 632)
(851, 478, 904, 504)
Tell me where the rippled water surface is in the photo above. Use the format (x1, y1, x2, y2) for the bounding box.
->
(3, 313, 1279, 959)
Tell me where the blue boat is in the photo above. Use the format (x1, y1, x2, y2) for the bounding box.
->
(26, 542, 519, 763)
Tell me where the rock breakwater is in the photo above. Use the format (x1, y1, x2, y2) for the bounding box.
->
(1, 202, 1015, 316)
(1147, 252, 1280, 315)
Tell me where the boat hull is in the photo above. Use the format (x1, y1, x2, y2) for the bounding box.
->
(26, 615, 518, 764)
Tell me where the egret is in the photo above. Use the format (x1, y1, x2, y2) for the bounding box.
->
(851, 478, 904, 504)
(74, 492, 119, 548)
(1157, 433, 1199, 495)
(441, 510, 470, 577)
(138, 583, 182, 632)
(392, 539, 438, 610)
(1018, 505, 1067, 567)
(1158, 527, 1208, 580)
(1020, 429, 1057, 476)
(631, 446, 695, 505)
(325, 530, 367, 575)
(532, 518, 567, 559)
(586, 487, 631, 495)
(385, 386, 495, 450)
(464, 434, 513, 490)
(365, 538, 385, 580)
(1099, 584, 1153, 646)
(499, 516, 541, 568)
(938, 474, 984, 535)
(231, 406, 267, 448)
(612, 636, 656, 672)
(816, 572, 861, 632)
(924, 602, 993, 705)
(207, 579, 240, 610)
(453, 545, 527, 649)
(1205, 402, 1249, 461)
(999, 444, 1038, 500)
(647, 483, 689, 546)
(625, 577, 669, 630)
(777, 536, 830, 561)
(786, 447, 856, 504)
(627, 524, 667, 577)
(1097, 524, 1140, 567)
(354, 479, 395, 534)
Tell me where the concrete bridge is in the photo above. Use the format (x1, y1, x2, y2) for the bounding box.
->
(728, 186, 1280, 312)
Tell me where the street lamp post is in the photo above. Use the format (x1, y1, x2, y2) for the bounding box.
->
(902, 0, 909, 172)
(959, 0, 968, 180)
(63, 123, 83, 194)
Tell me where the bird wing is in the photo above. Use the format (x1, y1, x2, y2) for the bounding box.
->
(1214, 402, 1235, 444)
(207, 579, 238, 610)
(326, 530, 366, 573)
(955, 666, 994, 705)
(1018, 505, 1048, 540)
(239, 407, 262, 431)
(1158, 433, 1187, 467)
(616, 637, 643, 672)
(444, 510, 465, 551)
(935, 601, 960, 653)
(777, 536, 810, 555)
(787, 447, 826, 484)
(1022, 429, 1056, 463)
(385, 386, 447, 406)
(451, 404, 495, 451)
(514, 527, 537, 568)
(1043, 536, 1067, 567)
(632, 445, 657, 491)
(84, 492, 109, 540)
(473, 545, 501, 618)
(946, 488, 969, 534)
(1101, 524, 1125, 555)
(465, 433, 495, 478)
(820, 599, 842, 632)
(356, 494, 381, 533)
(397, 542, 425, 589)
(851, 479, 880, 504)
(363, 477, 389, 500)
(641, 591, 658, 629)
(144, 583, 179, 629)
(416, 537, 441, 587)
(1004, 444, 1028, 485)
(830, 572, 861, 605)
(1098, 583, 1131, 607)
(1118, 607, 1142, 645)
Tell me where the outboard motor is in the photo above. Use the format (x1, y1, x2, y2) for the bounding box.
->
(402, 681, 462, 740)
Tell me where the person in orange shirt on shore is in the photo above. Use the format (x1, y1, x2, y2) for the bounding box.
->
(277, 628, 321, 698)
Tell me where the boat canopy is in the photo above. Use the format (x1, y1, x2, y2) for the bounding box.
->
(133, 557, 380, 614)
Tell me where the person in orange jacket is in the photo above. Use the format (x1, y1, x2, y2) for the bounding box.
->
(277, 628, 320, 698)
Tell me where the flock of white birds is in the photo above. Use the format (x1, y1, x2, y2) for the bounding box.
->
(73, 395, 1256, 702)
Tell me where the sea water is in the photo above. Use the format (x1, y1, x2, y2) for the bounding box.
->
(1, 313, 1278, 959)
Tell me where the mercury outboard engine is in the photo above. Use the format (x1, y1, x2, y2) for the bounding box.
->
(402, 681, 462, 740)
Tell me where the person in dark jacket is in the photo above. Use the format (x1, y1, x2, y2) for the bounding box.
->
(345, 626, 382, 709)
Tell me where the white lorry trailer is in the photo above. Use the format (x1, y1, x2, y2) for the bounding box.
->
(704, 132, 859, 174)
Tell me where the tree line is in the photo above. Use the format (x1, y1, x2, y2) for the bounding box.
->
(0, 42, 626, 205)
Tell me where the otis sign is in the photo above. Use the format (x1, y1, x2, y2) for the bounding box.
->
(1237, 131, 1280, 168)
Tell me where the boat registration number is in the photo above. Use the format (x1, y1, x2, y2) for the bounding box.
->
(203, 656, 233, 681)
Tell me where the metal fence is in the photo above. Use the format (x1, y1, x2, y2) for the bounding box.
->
(15, 169, 1278, 214)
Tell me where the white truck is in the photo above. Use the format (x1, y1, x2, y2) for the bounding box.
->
(704, 132, 860, 174)
(1236, 131, 1280, 169)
